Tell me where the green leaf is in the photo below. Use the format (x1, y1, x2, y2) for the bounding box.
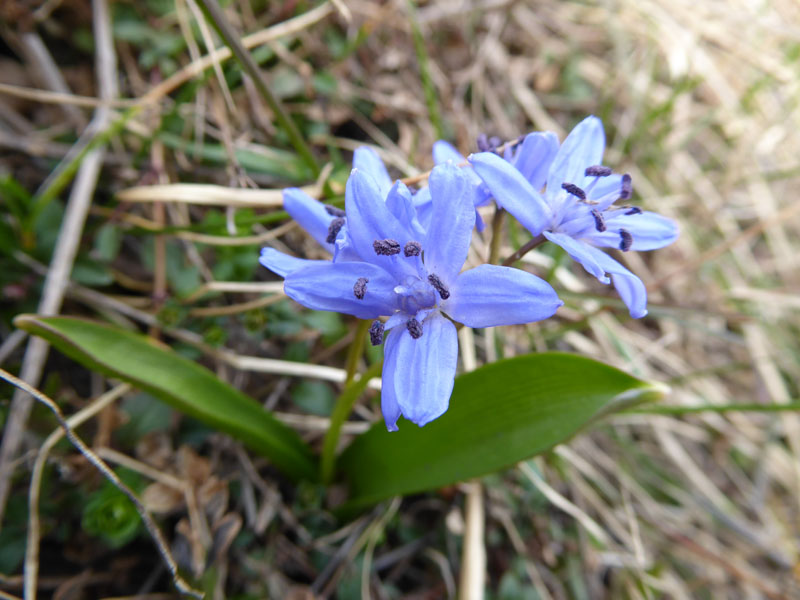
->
(14, 314, 317, 482)
(336, 353, 667, 512)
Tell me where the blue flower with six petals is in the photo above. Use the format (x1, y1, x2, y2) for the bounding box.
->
(265, 162, 563, 430)
(470, 116, 678, 318)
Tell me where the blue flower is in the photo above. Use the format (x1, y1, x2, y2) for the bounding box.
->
(259, 147, 396, 276)
(275, 162, 562, 430)
(470, 116, 678, 318)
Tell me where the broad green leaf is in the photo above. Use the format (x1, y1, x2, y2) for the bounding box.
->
(14, 314, 317, 482)
(337, 353, 667, 512)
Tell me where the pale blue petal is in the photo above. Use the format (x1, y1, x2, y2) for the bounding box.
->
(380, 328, 402, 431)
(543, 231, 610, 283)
(283, 188, 333, 249)
(432, 140, 466, 165)
(588, 248, 649, 318)
(394, 313, 458, 427)
(470, 151, 551, 236)
(411, 186, 433, 230)
(284, 261, 397, 319)
(423, 163, 476, 283)
(259, 248, 328, 278)
(588, 211, 679, 251)
(511, 131, 559, 190)
(547, 116, 605, 192)
(385, 181, 425, 239)
(446, 264, 563, 327)
(345, 168, 416, 265)
(585, 173, 623, 201)
(353, 147, 392, 196)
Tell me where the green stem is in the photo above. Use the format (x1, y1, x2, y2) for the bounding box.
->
(501, 234, 547, 266)
(196, 0, 320, 177)
(488, 207, 505, 265)
(625, 401, 800, 416)
(345, 319, 371, 385)
(321, 359, 384, 484)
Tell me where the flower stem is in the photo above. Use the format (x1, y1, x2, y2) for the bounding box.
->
(501, 234, 547, 266)
(488, 207, 505, 264)
(320, 359, 383, 484)
(345, 319, 370, 385)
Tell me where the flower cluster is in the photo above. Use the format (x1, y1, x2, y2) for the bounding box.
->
(260, 116, 677, 430)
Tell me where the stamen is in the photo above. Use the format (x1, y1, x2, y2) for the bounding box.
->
(620, 174, 633, 200)
(591, 209, 607, 232)
(373, 239, 401, 256)
(406, 318, 423, 339)
(624, 206, 642, 215)
(562, 182, 586, 200)
(404, 241, 422, 257)
(353, 277, 369, 299)
(427, 274, 450, 300)
(369, 320, 384, 346)
(619, 229, 633, 252)
(326, 217, 345, 243)
(325, 205, 346, 217)
(585, 165, 613, 177)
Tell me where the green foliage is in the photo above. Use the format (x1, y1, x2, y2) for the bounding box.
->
(15, 314, 318, 482)
(82, 469, 143, 548)
(337, 353, 666, 512)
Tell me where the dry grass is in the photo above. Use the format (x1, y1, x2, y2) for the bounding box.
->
(1, 0, 799, 598)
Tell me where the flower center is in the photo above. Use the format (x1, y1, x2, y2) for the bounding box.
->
(394, 276, 437, 315)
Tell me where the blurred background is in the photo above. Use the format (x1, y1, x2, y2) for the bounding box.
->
(1, 0, 799, 598)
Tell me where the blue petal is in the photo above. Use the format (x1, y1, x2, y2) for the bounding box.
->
(259, 248, 328, 278)
(284, 261, 397, 319)
(353, 147, 393, 196)
(470, 151, 551, 236)
(543, 231, 610, 283)
(511, 131, 559, 190)
(588, 211, 679, 251)
(394, 313, 458, 427)
(385, 181, 425, 239)
(411, 186, 433, 230)
(380, 328, 402, 431)
(432, 140, 466, 164)
(446, 264, 563, 327)
(345, 168, 416, 266)
(283, 188, 334, 249)
(423, 163, 476, 283)
(547, 116, 605, 192)
(588, 249, 649, 318)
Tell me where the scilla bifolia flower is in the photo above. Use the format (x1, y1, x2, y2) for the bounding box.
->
(470, 116, 678, 318)
(265, 163, 562, 430)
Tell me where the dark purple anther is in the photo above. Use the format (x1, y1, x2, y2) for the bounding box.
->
(404, 241, 422, 257)
(562, 182, 586, 200)
(620, 174, 633, 200)
(406, 318, 423, 339)
(369, 320, 384, 346)
(373, 239, 401, 256)
(591, 209, 607, 232)
(326, 217, 345, 243)
(325, 205, 346, 217)
(619, 229, 633, 252)
(353, 277, 368, 299)
(585, 165, 613, 177)
(624, 206, 643, 215)
(427, 274, 450, 300)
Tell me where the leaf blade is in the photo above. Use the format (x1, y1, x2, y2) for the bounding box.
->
(14, 314, 317, 482)
(337, 352, 666, 511)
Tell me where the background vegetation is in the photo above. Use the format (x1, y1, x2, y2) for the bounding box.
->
(1, 0, 799, 598)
